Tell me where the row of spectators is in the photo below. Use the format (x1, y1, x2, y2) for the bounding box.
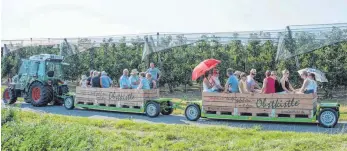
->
(79, 63, 161, 90)
(204, 68, 317, 94)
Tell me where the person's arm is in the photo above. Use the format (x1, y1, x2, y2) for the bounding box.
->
(157, 69, 161, 80)
(250, 83, 255, 92)
(203, 79, 212, 89)
(100, 77, 103, 88)
(215, 79, 223, 89)
(281, 79, 290, 92)
(224, 78, 230, 93)
(299, 79, 309, 93)
(261, 78, 267, 94)
(136, 78, 140, 85)
(238, 81, 243, 93)
(241, 82, 250, 94)
(137, 80, 143, 89)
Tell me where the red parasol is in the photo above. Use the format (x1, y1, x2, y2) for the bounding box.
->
(192, 59, 221, 81)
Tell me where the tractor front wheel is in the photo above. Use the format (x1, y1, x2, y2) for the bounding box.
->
(2, 88, 17, 104)
(29, 82, 53, 107)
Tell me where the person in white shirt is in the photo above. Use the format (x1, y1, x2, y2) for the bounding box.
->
(210, 69, 224, 92)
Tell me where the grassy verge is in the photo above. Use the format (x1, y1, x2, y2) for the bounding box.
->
(2, 108, 347, 151)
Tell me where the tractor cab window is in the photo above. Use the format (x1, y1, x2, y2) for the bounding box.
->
(29, 61, 39, 76)
(46, 61, 63, 78)
(18, 59, 30, 75)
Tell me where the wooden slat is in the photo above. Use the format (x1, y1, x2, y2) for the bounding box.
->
(203, 106, 234, 112)
(202, 101, 234, 107)
(275, 109, 312, 115)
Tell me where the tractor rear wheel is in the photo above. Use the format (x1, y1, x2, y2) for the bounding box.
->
(2, 88, 17, 104)
(29, 82, 53, 107)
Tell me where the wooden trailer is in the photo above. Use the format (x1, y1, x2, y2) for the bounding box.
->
(64, 87, 173, 117)
(184, 92, 340, 128)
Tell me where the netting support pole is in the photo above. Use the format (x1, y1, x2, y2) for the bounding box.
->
(286, 26, 300, 69)
(157, 32, 162, 68)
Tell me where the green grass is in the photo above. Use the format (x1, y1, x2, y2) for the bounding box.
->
(2, 108, 347, 151)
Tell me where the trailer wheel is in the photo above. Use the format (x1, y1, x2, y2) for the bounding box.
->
(2, 88, 17, 104)
(145, 102, 160, 118)
(185, 104, 201, 121)
(64, 96, 75, 110)
(318, 108, 338, 128)
(161, 101, 174, 115)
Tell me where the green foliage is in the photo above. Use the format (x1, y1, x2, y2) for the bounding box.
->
(2, 109, 347, 151)
(1, 30, 347, 95)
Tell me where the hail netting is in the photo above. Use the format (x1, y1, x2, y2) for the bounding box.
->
(276, 23, 347, 61)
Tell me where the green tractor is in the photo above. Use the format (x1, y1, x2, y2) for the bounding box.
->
(2, 54, 74, 107)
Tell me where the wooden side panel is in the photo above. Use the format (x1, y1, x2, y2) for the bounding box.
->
(201, 92, 314, 117)
(75, 87, 159, 107)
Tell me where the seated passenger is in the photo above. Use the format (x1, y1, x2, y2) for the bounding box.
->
(100, 71, 113, 88)
(261, 70, 276, 94)
(203, 72, 214, 92)
(146, 73, 157, 89)
(271, 71, 284, 93)
(280, 69, 295, 93)
(80, 75, 88, 88)
(86, 70, 94, 87)
(138, 72, 150, 90)
(238, 72, 249, 93)
(129, 69, 140, 89)
(92, 71, 102, 88)
(234, 71, 242, 80)
(247, 69, 261, 93)
(119, 69, 131, 89)
(210, 69, 224, 92)
(307, 73, 318, 94)
(224, 68, 239, 93)
(296, 71, 313, 94)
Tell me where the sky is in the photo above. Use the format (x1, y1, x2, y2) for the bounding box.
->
(1, 0, 347, 40)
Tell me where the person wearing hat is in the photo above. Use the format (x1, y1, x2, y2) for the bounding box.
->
(129, 69, 140, 89)
(100, 71, 113, 88)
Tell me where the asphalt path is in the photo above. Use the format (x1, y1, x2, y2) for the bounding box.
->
(17, 103, 347, 134)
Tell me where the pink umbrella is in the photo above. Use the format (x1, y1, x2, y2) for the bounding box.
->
(192, 59, 221, 81)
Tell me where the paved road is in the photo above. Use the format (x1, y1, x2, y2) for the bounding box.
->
(18, 103, 347, 134)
